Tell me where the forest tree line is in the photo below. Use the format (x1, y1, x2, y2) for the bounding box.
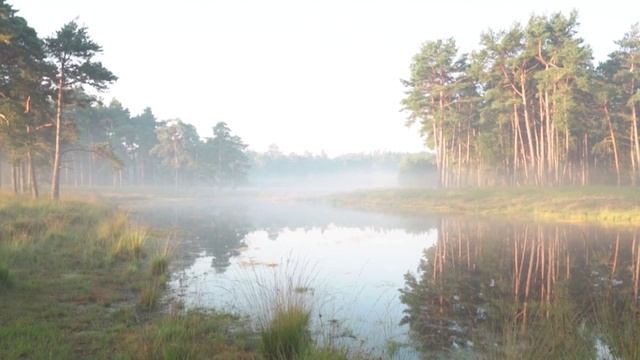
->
(403, 11, 640, 187)
(0, 1, 250, 197)
(1, 0, 436, 197)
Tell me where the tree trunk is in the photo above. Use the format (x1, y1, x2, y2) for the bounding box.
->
(11, 163, 17, 194)
(89, 153, 94, 187)
(27, 147, 38, 198)
(631, 75, 640, 183)
(520, 72, 536, 183)
(20, 160, 26, 193)
(604, 104, 621, 186)
(50, 77, 64, 200)
(632, 126, 638, 185)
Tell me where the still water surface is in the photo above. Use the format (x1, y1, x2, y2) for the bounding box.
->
(134, 196, 640, 359)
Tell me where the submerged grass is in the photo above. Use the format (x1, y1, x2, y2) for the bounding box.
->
(332, 186, 640, 226)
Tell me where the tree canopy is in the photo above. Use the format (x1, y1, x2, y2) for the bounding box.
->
(403, 13, 640, 187)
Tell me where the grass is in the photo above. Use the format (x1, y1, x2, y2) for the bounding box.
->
(151, 255, 169, 276)
(257, 290, 363, 360)
(261, 306, 312, 359)
(331, 186, 640, 226)
(0, 262, 12, 288)
(238, 258, 317, 359)
(0, 196, 253, 359)
(237, 258, 378, 359)
(126, 308, 257, 359)
(592, 297, 640, 359)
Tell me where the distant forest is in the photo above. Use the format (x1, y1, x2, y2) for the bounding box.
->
(0, 1, 436, 198)
(250, 146, 435, 186)
(403, 11, 640, 187)
(8, 3, 637, 196)
(0, 0, 261, 197)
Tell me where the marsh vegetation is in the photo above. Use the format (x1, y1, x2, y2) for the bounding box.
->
(2, 0, 640, 359)
(0, 197, 257, 359)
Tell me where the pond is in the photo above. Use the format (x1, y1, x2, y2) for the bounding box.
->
(134, 196, 640, 359)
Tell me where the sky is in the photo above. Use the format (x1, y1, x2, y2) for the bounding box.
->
(9, 0, 640, 156)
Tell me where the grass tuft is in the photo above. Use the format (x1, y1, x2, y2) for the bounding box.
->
(138, 278, 165, 311)
(151, 256, 168, 277)
(0, 263, 13, 289)
(112, 227, 147, 260)
(261, 306, 312, 359)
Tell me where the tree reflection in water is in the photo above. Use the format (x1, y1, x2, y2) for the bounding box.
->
(400, 219, 640, 359)
(137, 203, 252, 273)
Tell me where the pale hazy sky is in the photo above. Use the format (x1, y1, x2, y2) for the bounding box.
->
(10, 0, 640, 155)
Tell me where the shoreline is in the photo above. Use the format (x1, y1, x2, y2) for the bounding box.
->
(330, 186, 640, 227)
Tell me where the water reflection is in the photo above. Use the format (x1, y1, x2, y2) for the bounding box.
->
(132, 198, 437, 356)
(134, 197, 437, 273)
(131, 197, 639, 358)
(401, 219, 640, 359)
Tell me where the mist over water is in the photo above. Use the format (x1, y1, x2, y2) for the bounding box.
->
(128, 192, 640, 358)
(3, 2, 640, 358)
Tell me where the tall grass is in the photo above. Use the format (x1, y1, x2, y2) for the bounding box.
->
(592, 298, 640, 359)
(261, 306, 312, 359)
(237, 258, 316, 359)
(151, 256, 169, 277)
(139, 248, 172, 311)
(0, 263, 12, 289)
(150, 238, 173, 277)
(139, 278, 165, 311)
(236, 258, 378, 359)
(112, 227, 147, 259)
